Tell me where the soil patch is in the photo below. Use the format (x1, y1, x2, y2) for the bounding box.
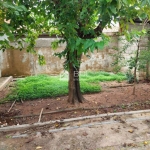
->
(0, 81, 150, 127)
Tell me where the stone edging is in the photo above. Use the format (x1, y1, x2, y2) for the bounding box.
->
(0, 76, 13, 91)
(0, 109, 150, 132)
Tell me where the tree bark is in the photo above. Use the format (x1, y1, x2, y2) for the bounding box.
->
(133, 38, 141, 95)
(67, 51, 85, 104)
(146, 61, 150, 80)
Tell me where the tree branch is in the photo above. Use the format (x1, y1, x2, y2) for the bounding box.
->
(76, 22, 103, 39)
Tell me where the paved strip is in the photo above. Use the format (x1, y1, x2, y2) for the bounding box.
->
(0, 76, 13, 91)
(0, 109, 150, 132)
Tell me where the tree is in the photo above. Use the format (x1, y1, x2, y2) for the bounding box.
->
(127, 28, 148, 94)
(0, 1, 27, 51)
(1, 0, 150, 104)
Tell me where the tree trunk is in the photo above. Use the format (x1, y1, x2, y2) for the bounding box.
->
(133, 38, 141, 95)
(146, 61, 150, 80)
(67, 52, 85, 104)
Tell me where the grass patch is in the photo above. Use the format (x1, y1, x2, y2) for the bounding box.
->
(80, 71, 126, 82)
(3, 71, 126, 102)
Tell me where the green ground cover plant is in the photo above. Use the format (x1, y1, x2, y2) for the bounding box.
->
(3, 72, 126, 102)
(82, 71, 126, 83)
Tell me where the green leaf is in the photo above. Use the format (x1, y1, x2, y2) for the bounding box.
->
(0, 33, 5, 36)
(8, 35, 14, 41)
(14, 11, 20, 16)
(117, 0, 121, 10)
(2, 2, 15, 9)
(122, 0, 128, 5)
(38, 54, 46, 65)
(90, 44, 95, 52)
(109, 5, 117, 14)
(95, 41, 104, 50)
(141, 0, 148, 6)
(76, 38, 81, 47)
(83, 39, 95, 50)
(106, 0, 112, 3)
(17, 5, 27, 11)
(129, 18, 135, 24)
(140, 13, 147, 19)
(51, 40, 59, 50)
(142, 29, 146, 34)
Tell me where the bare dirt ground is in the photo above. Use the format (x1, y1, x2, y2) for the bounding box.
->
(0, 81, 150, 150)
(0, 81, 150, 127)
(1, 111, 150, 150)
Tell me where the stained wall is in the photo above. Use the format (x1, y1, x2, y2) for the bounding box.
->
(1, 35, 118, 77)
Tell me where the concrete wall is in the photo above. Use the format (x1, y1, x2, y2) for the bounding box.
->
(118, 36, 150, 80)
(1, 23, 150, 78)
(118, 36, 138, 72)
(1, 35, 118, 77)
(0, 34, 8, 77)
(0, 50, 2, 77)
(1, 49, 33, 77)
(80, 35, 118, 72)
(118, 23, 150, 79)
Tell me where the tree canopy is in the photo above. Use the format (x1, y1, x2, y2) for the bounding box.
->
(1, 0, 150, 52)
